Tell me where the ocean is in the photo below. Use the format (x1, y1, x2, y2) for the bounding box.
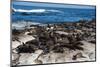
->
(12, 4, 96, 24)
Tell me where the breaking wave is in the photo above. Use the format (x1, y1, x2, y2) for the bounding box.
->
(12, 8, 63, 13)
(12, 21, 41, 29)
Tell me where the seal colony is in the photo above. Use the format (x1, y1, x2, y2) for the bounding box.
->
(12, 19, 96, 66)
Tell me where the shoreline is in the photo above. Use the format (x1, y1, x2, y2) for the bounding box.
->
(12, 19, 96, 66)
(12, 19, 96, 29)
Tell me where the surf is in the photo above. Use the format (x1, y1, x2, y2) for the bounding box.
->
(12, 8, 63, 13)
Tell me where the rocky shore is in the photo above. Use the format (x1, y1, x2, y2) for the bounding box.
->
(12, 19, 96, 66)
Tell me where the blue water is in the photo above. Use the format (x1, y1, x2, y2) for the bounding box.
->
(12, 4, 96, 23)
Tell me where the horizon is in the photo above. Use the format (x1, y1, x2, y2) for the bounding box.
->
(12, 1, 96, 9)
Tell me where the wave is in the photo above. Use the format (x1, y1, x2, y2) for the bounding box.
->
(12, 8, 63, 13)
(46, 10, 62, 13)
(12, 21, 41, 29)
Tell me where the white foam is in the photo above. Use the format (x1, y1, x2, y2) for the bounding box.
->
(13, 8, 46, 13)
(12, 8, 63, 13)
(47, 9, 63, 13)
(12, 21, 41, 29)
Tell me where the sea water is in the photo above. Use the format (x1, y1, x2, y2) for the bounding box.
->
(12, 2, 96, 24)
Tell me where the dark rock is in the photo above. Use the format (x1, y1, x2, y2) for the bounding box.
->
(16, 43, 35, 53)
(11, 65, 20, 67)
(26, 40, 39, 46)
(88, 40, 96, 44)
(12, 29, 21, 35)
(12, 37, 20, 42)
(72, 53, 86, 60)
(52, 45, 64, 53)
